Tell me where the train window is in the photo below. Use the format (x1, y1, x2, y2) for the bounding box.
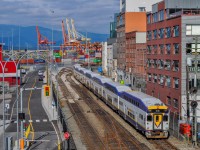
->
(147, 115, 152, 121)
(163, 115, 168, 121)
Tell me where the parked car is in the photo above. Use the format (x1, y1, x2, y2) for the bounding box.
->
(21, 69, 26, 74)
(38, 76, 44, 81)
(38, 70, 43, 76)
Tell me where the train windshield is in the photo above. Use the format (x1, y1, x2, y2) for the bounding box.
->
(148, 109, 168, 113)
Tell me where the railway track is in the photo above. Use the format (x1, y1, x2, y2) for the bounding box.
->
(57, 68, 179, 150)
(61, 68, 148, 150)
(58, 77, 105, 150)
(149, 139, 178, 150)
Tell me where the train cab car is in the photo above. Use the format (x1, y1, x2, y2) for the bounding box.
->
(119, 91, 169, 139)
(92, 76, 112, 97)
(85, 72, 100, 90)
(103, 81, 131, 110)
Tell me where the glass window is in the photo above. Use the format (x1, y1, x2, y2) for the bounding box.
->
(147, 45, 152, 54)
(186, 25, 200, 35)
(174, 43, 179, 54)
(147, 31, 152, 40)
(166, 44, 171, 55)
(165, 60, 171, 70)
(147, 15, 151, 24)
(159, 28, 164, 39)
(172, 60, 179, 72)
(154, 74, 157, 83)
(166, 76, 171, 87)
(174, 26, 179, 37)
(159, 74, 164, 85)
(167, 96, 171, 105)
(153, 30, 157, 39)
(147, 115, 152, 121)
(166, 27, 171, 38)
(160, 44, 164, 54)
(174, 98, 178, 108)
(153, 45, 157, 54)
(163, 115, 168, 121)
(174, 78, 179, 89)
(148, 73, 152, 82)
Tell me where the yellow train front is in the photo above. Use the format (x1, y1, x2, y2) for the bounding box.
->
(145, 105, 169, 139)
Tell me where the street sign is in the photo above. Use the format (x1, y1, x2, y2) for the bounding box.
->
(5, 104, 10, 109)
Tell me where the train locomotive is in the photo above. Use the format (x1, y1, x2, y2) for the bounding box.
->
(73, 64, 169, 139)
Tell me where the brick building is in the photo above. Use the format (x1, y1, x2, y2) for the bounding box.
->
(146, 0, 200, 120)
(116, 6, 146, 87)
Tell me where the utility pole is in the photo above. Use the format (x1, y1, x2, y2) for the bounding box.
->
(192, 36, 198, 147)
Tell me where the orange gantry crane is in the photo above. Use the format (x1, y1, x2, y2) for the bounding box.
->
(36, 26, 56, 50)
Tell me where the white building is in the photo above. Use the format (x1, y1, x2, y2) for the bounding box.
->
(101, 42, 107, 74)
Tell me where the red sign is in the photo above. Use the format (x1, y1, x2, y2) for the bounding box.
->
(64, 132, 70, 140)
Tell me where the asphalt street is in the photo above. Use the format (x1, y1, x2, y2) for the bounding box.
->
(0, 69, 58, 150)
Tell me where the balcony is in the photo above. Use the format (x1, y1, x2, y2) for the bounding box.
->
(188, 67, 200, 72)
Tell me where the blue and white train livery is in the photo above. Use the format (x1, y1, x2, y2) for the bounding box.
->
(73, 65, 169, 139)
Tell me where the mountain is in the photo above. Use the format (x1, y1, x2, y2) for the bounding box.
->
(0, 24, 109, 50)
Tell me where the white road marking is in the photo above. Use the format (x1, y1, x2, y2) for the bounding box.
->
(36, 120, 40, 123)
(14, 121, 17, 123)
(29, 120, 33, 123)
(68, 99, 75, 103)
(43, 119, 48, 122)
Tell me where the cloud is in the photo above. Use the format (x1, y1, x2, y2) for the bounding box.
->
(0, 0, 119, 33)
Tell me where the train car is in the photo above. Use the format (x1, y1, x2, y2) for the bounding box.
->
(74, 66, 83, 81)
(85, 72, 100, 90)
(92, 76, 112, 98)
(78, 68, 90, 84)
(119, 91, 169, 139)
(103, 81, 131, 110)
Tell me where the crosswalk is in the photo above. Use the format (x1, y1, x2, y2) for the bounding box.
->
(11, 119, 50, 124)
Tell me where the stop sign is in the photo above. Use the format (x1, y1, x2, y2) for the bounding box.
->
(64, 132, 70, 140)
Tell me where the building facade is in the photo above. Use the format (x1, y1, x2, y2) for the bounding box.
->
(146, 0, 200, 120)
(116, 3, 146, 86)
(125, 31, 146, 91)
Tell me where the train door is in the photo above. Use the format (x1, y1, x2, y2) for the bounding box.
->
(153, 114, 163, 130)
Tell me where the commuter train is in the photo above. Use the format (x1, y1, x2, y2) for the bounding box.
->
(73, 64, 169, 139)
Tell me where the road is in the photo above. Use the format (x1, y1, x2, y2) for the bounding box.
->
(0, 70, 59, 150)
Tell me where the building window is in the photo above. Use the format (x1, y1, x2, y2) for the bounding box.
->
(154, 74, 157, 83)
(147, 15, 151, 24)
(159, 74, 164, 85)
(148, 73, 152, 82)
(159, 60, 164, 69)
(189, 79, 200, 90)
(172, 60, 179, 72)
(147, 45, 152, 54)
(186, 43, 200, 54)
(153, 45, 157, 54)
(186, 25, 200, 36)
(174, 26, 179, 37)
(173, 78, 179, 89)
(153, 30, 157, 39)
(166, 27, 171, 38)
(174, 43, 179, 54)
(159, 10, 164, 21)
(165, 60, 171, 70)
(147, 31, 152, 40)
(166, 44, 171, 55)
(153, 12, 158, 23)
(174, 98, 178, 108)
(160, 44, 164, 54)
(153, 59, 157, 68)
(159, 28, 164, 39)
(147, 59, 151, 68)
(167, 96, 171, 105)
(166, 76, 171, 88)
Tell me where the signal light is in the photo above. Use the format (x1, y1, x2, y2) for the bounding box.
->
(44, 85, 50, 96)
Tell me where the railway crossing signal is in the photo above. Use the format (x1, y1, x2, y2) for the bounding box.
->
(44, 85, 50, 96)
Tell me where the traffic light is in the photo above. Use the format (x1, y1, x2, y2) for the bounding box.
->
(44, 85, 50, 96)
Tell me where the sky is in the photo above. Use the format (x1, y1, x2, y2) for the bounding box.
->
(0, 0, 162, 34)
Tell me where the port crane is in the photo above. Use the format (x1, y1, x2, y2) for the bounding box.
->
(36, 26, 56, 50)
